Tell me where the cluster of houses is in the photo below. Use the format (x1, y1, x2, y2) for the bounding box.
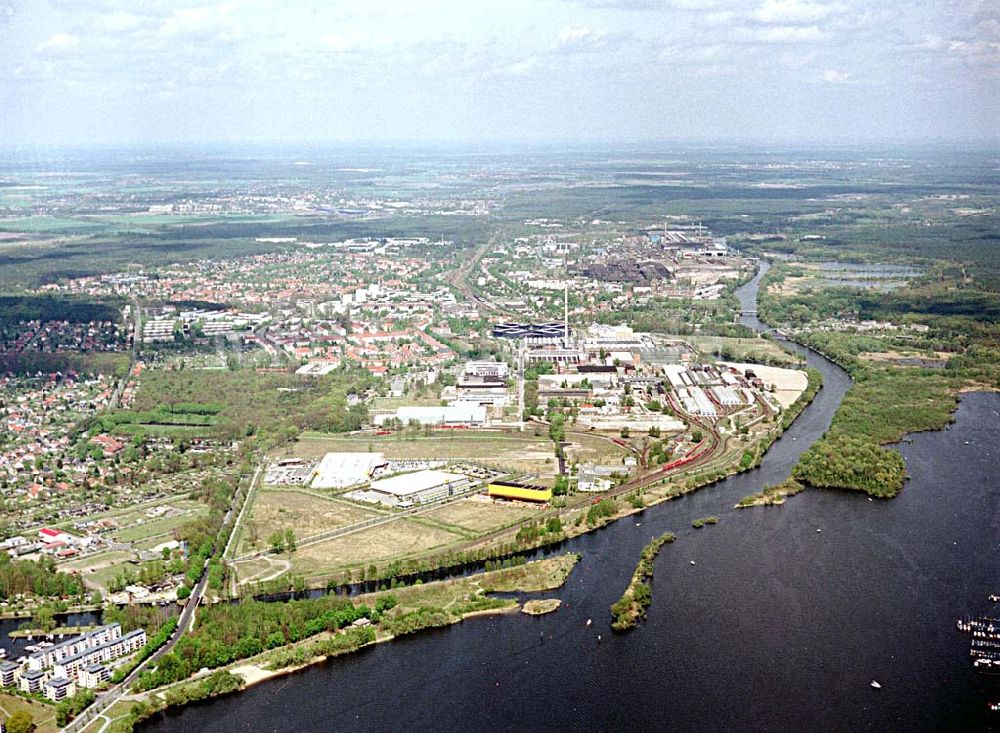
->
(0, 622, 146, 701)
(0, 374, 116, 492)
(0, 526, 100, 561)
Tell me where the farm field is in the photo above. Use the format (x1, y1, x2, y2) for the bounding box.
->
(238, 489, 382, 555)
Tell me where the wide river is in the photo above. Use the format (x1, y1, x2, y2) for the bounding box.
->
(141, 265, 999, 732)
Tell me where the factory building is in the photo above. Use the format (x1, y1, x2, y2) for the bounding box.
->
(487, 480, 553, 503)
(311, 452, 386, 490)
(346, 469, 470, 508)
(374, 404, 487, 427)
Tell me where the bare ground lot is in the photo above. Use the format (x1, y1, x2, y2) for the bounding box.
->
(239, 489, 381, 554)
(563, 432, 634, 466)
(721, 362, 808, 408)
(422, 496, 539, 533)
(288, 518, 465, 578)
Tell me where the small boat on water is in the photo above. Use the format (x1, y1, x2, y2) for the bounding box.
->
(689, 561, 696, 566)
(0, 647, 6, 659)
(871, 680, 882, 689)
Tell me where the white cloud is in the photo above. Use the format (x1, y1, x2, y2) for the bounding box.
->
(98, 11, 146, 33)
(918, 34, 947, 51)
(821, 68, 851, 82)
(553, 27, 629, 53)
(160, 2, 238, 37)
(321, 31, 393, 53)
(500, 56, 540, 76)
(36, 32, 79, 53)
(753, 0, 839, 25)
(556, 27, 600, 46)
(751, 24, 826, 43)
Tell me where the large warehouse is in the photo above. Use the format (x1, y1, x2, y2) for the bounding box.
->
(311, 452, 386, 490)
(346, 469, 470, 508)
(374, 404, 487, 427)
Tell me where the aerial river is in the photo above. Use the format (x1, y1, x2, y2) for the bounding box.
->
(141, 264, 999, 732)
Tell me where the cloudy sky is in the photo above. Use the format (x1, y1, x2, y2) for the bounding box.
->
(2, 0, 998, 146)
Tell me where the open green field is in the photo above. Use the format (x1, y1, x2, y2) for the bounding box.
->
(110, 505, 209, 544)
(239, 489, 382, 555)
(0, 216, 106, 233)
(686, 333, 801, 366)
(0, 691, 59, 733)
(59, 549, 135, 576)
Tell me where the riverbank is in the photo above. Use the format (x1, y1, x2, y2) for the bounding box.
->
(0, 605, 101, 621)
(115, 555, 579, 731)
(8, 624, 98, 639)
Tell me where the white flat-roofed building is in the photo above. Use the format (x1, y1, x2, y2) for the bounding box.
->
(28, 623, 122, 671)
(19, 669, 44, 694)
(0, 660, 18, 687)
(374, 404, 487, 427)
(346, 469, 469, 508)
(711, 386, 742, 406)
(53, 629, 146, 683)
(77, 663, 111, 689)
(44, 676, 75, 702)
(464, 360, 509, 379)
(690, 387, 718, 417)
(311, 452, 386, 490)
(663, 365, 688, 390)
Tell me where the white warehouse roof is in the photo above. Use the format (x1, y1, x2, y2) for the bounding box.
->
(369, 469, 467, 498)
(311, 452, 386, 489)
(375, 404, 486, 426)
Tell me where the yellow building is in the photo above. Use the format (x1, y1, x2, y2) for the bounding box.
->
(487, 481, 553, 503)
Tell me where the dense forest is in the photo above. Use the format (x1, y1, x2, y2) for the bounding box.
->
(125, 368, 374, 449)
(0, 553, 82, 600)
(0, 295, 122, 326)
(135, 593, 395, 689)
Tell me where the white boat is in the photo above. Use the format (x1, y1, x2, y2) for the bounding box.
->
(871, 680, 882, 689)
(0, 648, 6, 658)
(690, 561, 696, 565)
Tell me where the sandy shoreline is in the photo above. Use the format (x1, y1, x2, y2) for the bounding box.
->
(226, 604, 518, 690)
